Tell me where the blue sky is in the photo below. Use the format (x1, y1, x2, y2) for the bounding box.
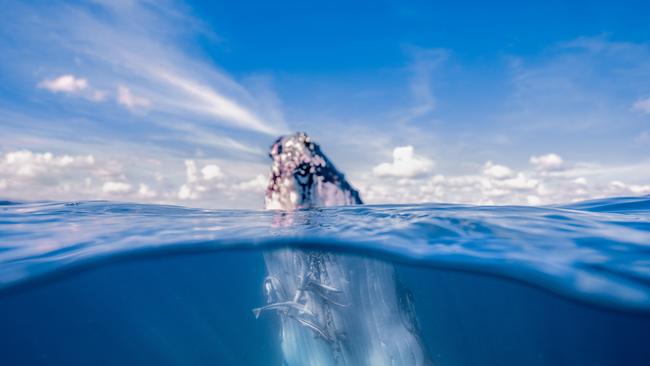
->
(0, 0, 649, 208)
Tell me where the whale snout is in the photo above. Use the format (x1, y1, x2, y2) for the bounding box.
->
(265, 132, 363, 209)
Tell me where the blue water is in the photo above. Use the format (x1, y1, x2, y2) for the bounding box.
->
(1, 196, 649, 365)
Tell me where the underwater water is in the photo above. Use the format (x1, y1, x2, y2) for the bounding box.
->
(1, 196, 649, 365)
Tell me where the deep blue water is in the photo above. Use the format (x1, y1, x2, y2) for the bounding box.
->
(1, 196, 649, 365)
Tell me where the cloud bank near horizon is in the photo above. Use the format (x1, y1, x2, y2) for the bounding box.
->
(360, 146, 650, 206)
(1, 146, 648, 209)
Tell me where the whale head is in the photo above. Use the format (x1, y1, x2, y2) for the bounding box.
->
(264, 132, 362, 210)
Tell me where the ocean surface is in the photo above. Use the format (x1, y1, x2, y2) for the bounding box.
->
(1, 196, 649, 365)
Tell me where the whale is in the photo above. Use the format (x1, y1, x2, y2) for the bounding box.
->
(258, 132, 430, 366)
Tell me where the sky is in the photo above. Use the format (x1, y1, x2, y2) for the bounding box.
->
(0, 0, 649, 209)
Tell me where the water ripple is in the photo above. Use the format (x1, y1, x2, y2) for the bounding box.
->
(1, 196, 649, 312)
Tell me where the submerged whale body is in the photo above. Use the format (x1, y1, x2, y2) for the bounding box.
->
(259, 132, 429, 366)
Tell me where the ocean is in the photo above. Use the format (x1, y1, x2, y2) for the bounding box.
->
(1, 196, 649, 365)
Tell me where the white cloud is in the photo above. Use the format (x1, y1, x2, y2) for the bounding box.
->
(373, 146, 433, 178)
(526, 195, 542, 205)
(177, 159, 226, 200)
(482, 161, 514, 179)
(232, 174, 267, 193)
(201, 164, 222, 180)
(37, 74, 109, 103)
(530, 153, 564, 171)
(500, 173, 539, 190)
(178, 184, 199, 200)
(0, 149, 118, 200)
(361, 153, 650, 206)
(102, 181, 132, 194)
(630, 184, 650, 195)
(2, 150, 95, 177)
(1, 147, 648, 209)
(0, 148, 269, 208)
(574, 177, 587, 185)
(117, 85, 151, 110)
(632, 97, 650, 114)
(184, 160, 198, 183)
(137, 183, 156, 198)
(38, 74, 88, 93)
(605, 180, 650, 196)
(0, 149, 175, 203)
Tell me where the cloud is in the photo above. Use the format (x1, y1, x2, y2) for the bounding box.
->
(0, 149, 103, 200)
(400, 47, 449, 122)
(47, 0, 286, 136)
(137, 183, 157, 198)
(361, 151, 650, 206)
(635, 131, 650, 144)
(117, 85, 151, 110)
(632, 97, 650, 114)
(90, 90, 108, 102)
(177, 159, 226, 200)
(102, 181, 132, 194)
(482, 161, 514, 179)
(5, 0, 287, 177)
(178, 184, 200, 200)
(0, 149, 255, 206)
(232, 174, 267, 193)
(530, 153, 564, 171)
(373, 146, 434, 178)
(38, 74, 88, 93)
(201, 164, 223, 180)
(2, 147, 648, 209)
(37, 74, 109, 102)
(606, 180, 650, 196)
(151, 69, 278, 135)
(0, 148, 183, 203)
(2, 150, 95, 177)
(502, 35, 650, 143)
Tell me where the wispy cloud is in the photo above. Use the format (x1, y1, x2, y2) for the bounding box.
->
(635, 131, 650, 144)
(117, 85, 151, 110)
(69, 1, 285, 135)
(0, 0, 288, 208)
(10, 0, 287, 141)
(400, 47, 448, 123)
(632, 97, 650, 114)
(505, 36, 650, 133)
(150, 69, 278, 134)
